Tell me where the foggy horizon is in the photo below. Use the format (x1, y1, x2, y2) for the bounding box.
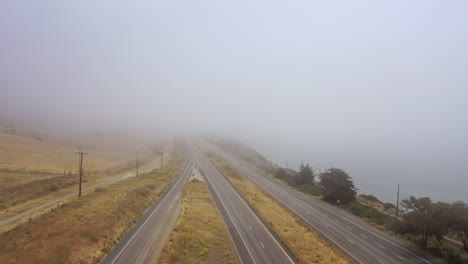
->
(2, 1, 468, 203)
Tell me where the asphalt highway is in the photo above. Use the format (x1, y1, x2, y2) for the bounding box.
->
(193, 148, 297, 264)
(102, 155, 194, 264)
(209, 144, 438, 264)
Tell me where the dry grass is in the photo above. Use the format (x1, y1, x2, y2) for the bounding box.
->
(157, 180, 239, 264)
(214, 161, 351, 264)
(0, 155, 185, 264)
(0, 132, 154, 173)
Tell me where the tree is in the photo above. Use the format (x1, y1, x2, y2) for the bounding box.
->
(297, 163, 315, 185)
(452, 201, 468, 253)
(320, 168, 356, 204)
(401, 196, 434, 250)
(275, 167, 287, 180)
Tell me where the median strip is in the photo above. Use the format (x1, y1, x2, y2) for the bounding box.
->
(157, 175, 239, 264)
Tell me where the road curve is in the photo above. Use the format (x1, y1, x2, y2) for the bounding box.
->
(193, 148, 297, 264)
(209, 144, 438, 264)
(102, 154, 194, 264)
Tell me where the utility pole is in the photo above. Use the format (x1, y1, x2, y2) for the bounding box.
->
(136, 151, 139, 177)
(76, 150, 88, 198)
(395, 184, 400, 220)
(160, 146, 163, 167)
(286, 160, 288, 169)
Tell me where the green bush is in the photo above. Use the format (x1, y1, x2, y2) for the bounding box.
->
(49, 184, 58, 192)
(383, 202, 396, 211)
(94, 187, 106, 193)
(360, 194, 380, 203)
(349, 203, 388, 225)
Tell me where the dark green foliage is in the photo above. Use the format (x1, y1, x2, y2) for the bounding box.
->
(49, 184, 58, 192)
(451, 201, 468, 253)
(275, 167, 287, 180)
(298, 163, 315, 185)
(384, 203, 396, 211)
(294, 184, 324, 196)
(349, 203, 388, 225)
(400, 197, 468, 253)
(274, 167, 299, 185)
(320, 168, 356, 205)
(360, 194, 380, 203)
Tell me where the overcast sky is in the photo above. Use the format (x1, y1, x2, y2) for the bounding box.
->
(1, 1, 468, 202)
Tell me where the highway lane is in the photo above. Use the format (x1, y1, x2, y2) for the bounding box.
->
(102, 154, 194, 264)
(209, 144, 437, 264)
(193, 148, 297, 264)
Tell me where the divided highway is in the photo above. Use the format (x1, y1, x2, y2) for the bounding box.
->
(209, 144, 436, 264)
(193, 148, 297, 264)
(102, 155, 194, 264)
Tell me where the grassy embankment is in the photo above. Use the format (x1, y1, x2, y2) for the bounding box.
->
(211, 158, 350, 264)
(0, 154, 185, 264)
(0, 132, 160, 228)
(157, 179, 239, 264)
(0, 132, 154, 173)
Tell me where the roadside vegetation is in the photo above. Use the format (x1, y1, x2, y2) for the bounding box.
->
(157, 179, 239, 264)
(211, 158, 351, 264)
(0, 153, 186, 264)
(212, 139, 468, 263)
(274, 164, 468, 263)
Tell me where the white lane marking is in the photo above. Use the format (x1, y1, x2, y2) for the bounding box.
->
(199, 159, 258, 264)
(335, 220, 340, 224)
(377, 243, 385, 249)
(360, 234, 367, 239)
(323, 222, 330, 228)
(214, 160, 365, 264)
(110, 157, 194, 264)
(346, 238, 355, 245)
(209, 159, 295, 264)
(347, 226, 353, 231)
(249, 225, 253, 230)
(260, 242, 265, 248)
(377, 260, 385, 264)
(396, 255, 405, 260)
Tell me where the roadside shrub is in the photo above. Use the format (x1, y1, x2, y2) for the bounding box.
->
(145, 184, 156, 190)
(49, 184, 59, 192)
(94, 187, 106, 193)
(349, 202, 388, 225)
(383, 202, 396, 211)
(442, 245, 463, 264)
(134, 187, 150, 197)
(360, 194, 380, 203)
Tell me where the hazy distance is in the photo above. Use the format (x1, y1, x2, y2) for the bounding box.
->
(1, 1, 467, 203)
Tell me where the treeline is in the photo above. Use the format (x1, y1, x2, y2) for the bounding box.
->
(398, 196, 468, 253)
(275, 164, 357, 204)
(274, 164, 468, 262)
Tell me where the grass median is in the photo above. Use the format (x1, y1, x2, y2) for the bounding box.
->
(157, 179, 239, 264)
(212, 159, 351, 264)
(0, 154, 186, 264)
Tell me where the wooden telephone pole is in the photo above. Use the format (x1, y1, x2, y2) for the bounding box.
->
(161, 146, 163, 167)
(136, 151, 139, 177)
(395, 184, 400, 220)
(76, 150, 88, 197)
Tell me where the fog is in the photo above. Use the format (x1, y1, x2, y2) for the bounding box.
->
(1, 1, 468, 203)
